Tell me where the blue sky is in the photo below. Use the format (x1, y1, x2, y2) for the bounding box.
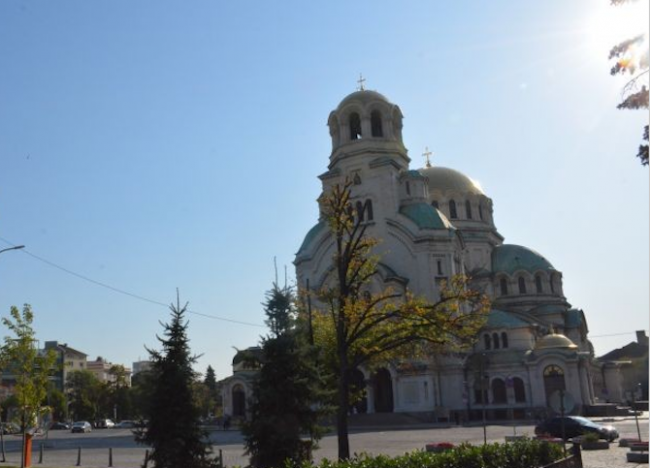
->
(0, 1, 648, 380)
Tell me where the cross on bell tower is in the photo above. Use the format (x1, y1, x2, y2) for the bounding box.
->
(357, 73, 366, 91)
(422, 147, 433, 168)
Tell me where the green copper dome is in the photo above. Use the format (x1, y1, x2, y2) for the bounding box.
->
(297, 221, 327, 254)
(492, 244, 555, 275)
(399, 203, 454, 230)
(419, 166, 485, 196)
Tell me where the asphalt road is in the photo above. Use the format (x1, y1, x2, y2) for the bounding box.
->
(0, 415, 646, 467)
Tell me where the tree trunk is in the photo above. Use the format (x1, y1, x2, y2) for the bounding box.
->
(336, 354, 350, 460)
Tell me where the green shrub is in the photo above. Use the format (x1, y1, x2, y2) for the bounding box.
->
(300, 438, 563, 468)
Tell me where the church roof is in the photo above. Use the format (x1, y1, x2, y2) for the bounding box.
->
(418, 166, 485, 196)
(564, 309, 584, 328)
(297, 221, 327, 254)
(486, 309, 531, 329)
(528, 304, 566, 316)
(399, 203, 454, 230)
(336, 90, 393, 110)
(535, 333, 578, 350)
(492, 244, 556, 275)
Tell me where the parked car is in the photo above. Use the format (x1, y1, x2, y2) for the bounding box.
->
(96, 419, 115, 429)
(1, 422, 19, 434)
(535, 416, 619, 442)
(71, 421, 92, 433)
(49, 422, 71, 430)
(115, 420, 135, 429)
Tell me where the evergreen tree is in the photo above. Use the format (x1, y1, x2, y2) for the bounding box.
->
(242, 284, 325, 468)
(136, 295, 216, 468)
(204, 365, 217, 394)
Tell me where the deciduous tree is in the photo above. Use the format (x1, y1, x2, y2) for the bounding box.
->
(309, 181, 490, 460)
(609, 0, 649, 165)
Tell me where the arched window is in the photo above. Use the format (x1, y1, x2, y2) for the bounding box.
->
(465, 200, 472, 219)
(484, 334, 491, 350)
(432, 200, 439, 209)
(535, 274, 543, 294)
(405, 181, 411, 195)
(371, 110, 383, 137)
(513, 377, 526, 403)
(492, 379, 507, 404)
(353, 173, 362, 185)
(500, 278, 508, 296)
(349, 112, 362, 140)
(501, 332, 508, 348)
(550, 275, 556, 293)
(479, 204, 484, 220)
(492, 332, 500, 349)
(449, 200, 458, 219)
(518, 277, 527, 294)
(356, 199, 373, 222)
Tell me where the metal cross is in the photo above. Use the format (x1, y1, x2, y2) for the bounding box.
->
(357, 73, 366, 91)
(422, 146, 433, 168)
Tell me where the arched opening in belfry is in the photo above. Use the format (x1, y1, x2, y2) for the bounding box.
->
(349, 112, 362, 140)
(371, 110, 383, 137)
(373, 368, 394, 413)
(356, 199, 373, 222)
(232, 384, 246, 417)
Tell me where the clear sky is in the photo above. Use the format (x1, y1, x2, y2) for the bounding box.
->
(0, 1, 648, 381)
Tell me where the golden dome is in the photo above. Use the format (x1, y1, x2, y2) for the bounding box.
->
(535, 333, 578, 350)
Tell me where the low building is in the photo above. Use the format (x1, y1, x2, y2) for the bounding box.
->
(597, 331, 649, 403)
(87, 356, 132, 387)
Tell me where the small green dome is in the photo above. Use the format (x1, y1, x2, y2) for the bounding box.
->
(419, 166, 485, 196)
(297, 221, 326, 254)
(492, 244, 555, 275)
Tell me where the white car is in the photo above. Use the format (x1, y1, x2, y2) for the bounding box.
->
(71, 421, 92, 433)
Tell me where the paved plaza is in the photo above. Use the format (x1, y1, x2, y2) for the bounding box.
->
(0, 415, 646, 468)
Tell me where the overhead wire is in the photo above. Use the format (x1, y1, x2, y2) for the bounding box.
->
(0, 237, 264, 328)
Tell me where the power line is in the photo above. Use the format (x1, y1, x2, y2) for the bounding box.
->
(0, 237, 264, 328)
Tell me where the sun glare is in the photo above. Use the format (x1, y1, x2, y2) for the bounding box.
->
(585, 0, 649, 62)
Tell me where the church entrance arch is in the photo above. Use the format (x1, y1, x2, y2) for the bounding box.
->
(349, 369, 367, 414)
(232, 384, 246, 417)
(373, 368, 394, 413)
(543, 365, 566, 404)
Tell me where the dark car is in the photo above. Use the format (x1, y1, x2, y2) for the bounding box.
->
(49, 422, 71, 430)
(535, 416, 619, 441)
(71, 421, 92, 433)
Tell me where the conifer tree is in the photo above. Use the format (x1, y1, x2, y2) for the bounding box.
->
(242, 283, 325, 468)
(136, 295, 216, 468)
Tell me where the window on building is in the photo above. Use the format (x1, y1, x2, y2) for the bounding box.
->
(535, 274, 543, 294)
(353, 172, 362, 185)
(500, 278, 508, 296)
(406, 181, 411, 195)
(437, 260, 443, 276)
(492, 379, 507, 404)
(513, 377, 526, 403)
(501, 332, 508, 348)
(465, 200, 472, 219)
(432, 200, 439, 209)
(492, 332, 500, 349)
(349, 112, 362, 140)
(371, 110, 383, 137)
(550, 275, 556, 293)
(356, 199, 373, 222)
(449, 199, 458, 219)
(479, 204, 484, 220)
(518, 277, 527, 294)
(484, 334, 491, 350)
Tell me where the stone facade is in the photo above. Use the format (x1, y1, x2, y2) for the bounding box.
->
(293, 89, 605, 420)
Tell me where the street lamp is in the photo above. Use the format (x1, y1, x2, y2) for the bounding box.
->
(0, 245, 25, 256)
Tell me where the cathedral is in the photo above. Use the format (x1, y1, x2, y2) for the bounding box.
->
(222, 88, 625, 422)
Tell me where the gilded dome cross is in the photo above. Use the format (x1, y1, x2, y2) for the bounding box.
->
(422, 147, 433, 168)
